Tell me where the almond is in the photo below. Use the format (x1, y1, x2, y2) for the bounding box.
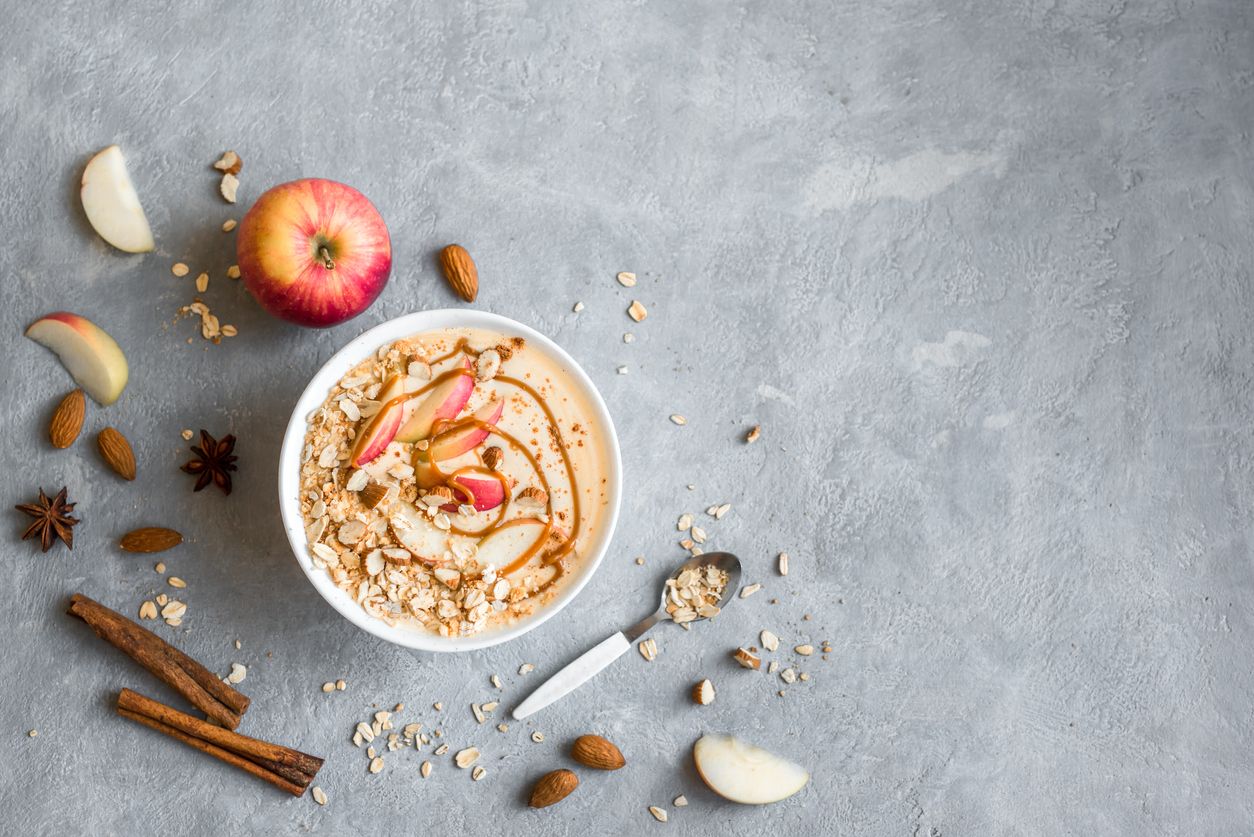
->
(481, 446, 504, 471)
(570, 734, 625, 770)
(119, 527, 183, 553)
(516, 486, 548, 508)
(212, 150, 242, 175)
(439, 244, 478, 302)
(49, 389, 85, 449)
(359, 483, 388, 509)
(529, 769, 578, 808)
(692, 678, 716, 705)
(97, 427, 136, 480)
(733, 647, 761, 670)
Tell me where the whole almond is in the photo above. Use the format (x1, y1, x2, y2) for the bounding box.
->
(49, 389, 86, 449)
(439, 244, 478, 302)
(97, 427, 137, 480)
(570, 734, 626, 770)
(529, 769, 578, 808)
(119, 527, 183, 553)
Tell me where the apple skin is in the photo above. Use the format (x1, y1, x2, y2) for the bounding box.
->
(440, 474, 507, 512)
(350, 375, 408, 467)
(236, 178, 391, 327)
(26, 312, 129, 405)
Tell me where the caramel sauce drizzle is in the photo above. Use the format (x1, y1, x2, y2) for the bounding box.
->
(407, 339, 582, 592)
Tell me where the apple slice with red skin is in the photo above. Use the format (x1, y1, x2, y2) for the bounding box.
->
(349, 374, 409, 467)
(440, 473, 507, 512)
(394, 360, 474, 444)
(414, 398, 505, 488)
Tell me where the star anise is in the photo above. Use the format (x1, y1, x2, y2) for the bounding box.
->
(15, 487, 78, 552)
(181, 429, 238, 495)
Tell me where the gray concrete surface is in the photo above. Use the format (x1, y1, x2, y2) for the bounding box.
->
(2, 1, 1252, 834)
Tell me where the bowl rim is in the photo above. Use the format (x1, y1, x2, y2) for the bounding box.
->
(277, 309, 623, 653)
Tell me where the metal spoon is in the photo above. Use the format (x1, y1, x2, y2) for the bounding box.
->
(512, 551, 742, 720)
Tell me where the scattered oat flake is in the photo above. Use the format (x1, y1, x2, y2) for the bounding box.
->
(472, 765, 487, 781)
(434, 701, 443, 711)
(171, 263, 190, 277)
(795, 644, 814, 656)
(336, 679, 346, 691)
(222, 218, 237, 232)
(628, 301, 648, 322)
(617, 271, 637, 287)
(649, 806, 668, 823)
(740, 583, 762, 599)
(433, 743, 449, 755)
(497, 723, 509, 733)
(27, 729, 37, 738)
(669, 414, 687, 426)
(635, 556, 645, 565)
(195, 272, 209, 293)
(455, 747, 479, 768)
(780, 668, 797, 684)
(180, 429, 193, 440)
(677, 513, 693, 531)
(226, 663, 247, 684)
(715, 503, 731, 519)
(138, 601, 157, 620)
(623, 332, 635, 343)
(674, 795, 688, 807)
(168, 577, 186, 589)
(573, 301, 585, 313)
(226, 265, 241, 279)
(617, 365, 629, 375)
(155, 562, 166, 574)
(369, 756, 384, 774)
(518, 664, 535, 675)
(531, 731, 544, 743)
(220, 173, 239, 203)
(491, 674, 502, 689)
(421, 760, 432, 778)
(778, 552, 789, 576)
(639, 638, 658, 662)
(761, 630, 780, 652)
(321, 682, 335, 693)
(312, 786, 327, 806)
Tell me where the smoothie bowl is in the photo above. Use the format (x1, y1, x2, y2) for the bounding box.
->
(278, 310, 621, 652)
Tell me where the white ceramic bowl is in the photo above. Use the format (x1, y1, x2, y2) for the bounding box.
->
(278, 310, 622, 653)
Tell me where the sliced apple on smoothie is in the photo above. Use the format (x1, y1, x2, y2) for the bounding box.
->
(414, 398, 505, 488)
(26, 312, 129, 405)
(440, 473, 507, 512)
(349, 374, 410, 466)
(393, 361, 474, 444)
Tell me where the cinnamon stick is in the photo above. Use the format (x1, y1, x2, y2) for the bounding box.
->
(117, 707, 307, 797)
(68, 594, 249, 728)
(118, 688, 323, 778)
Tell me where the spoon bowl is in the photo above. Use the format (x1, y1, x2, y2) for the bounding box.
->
(656, 551, 743, 614)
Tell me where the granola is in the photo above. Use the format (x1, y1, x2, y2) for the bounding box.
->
(298, 328, 610, 638)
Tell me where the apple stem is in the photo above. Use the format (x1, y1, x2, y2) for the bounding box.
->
(319, 247, 335, 270)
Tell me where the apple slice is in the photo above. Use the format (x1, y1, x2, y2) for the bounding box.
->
(350, 374, 408, 467)
(692, 734, 809, 805)
(440, 473, 507, 512)
(80, 145, 154, 253)
(26, 312, 129, 405)
(394, 363, 474, 443)
(414, 398, 505, 488)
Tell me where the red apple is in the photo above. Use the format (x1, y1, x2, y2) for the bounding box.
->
(236, 178, 391, 327)
(440, 474, 507, 512)
(394, 362, 474, 443)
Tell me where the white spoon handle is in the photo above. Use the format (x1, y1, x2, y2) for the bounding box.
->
(512, 631, 631, 720)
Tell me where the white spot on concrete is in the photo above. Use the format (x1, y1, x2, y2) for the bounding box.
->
(911, 330, 992, 369)
(806, 148, 1007, 212)
(756, 383, 796, 407)
(983, 411, 1016, 430)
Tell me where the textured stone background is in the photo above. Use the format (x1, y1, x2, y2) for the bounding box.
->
(2, 1, 1253, 834)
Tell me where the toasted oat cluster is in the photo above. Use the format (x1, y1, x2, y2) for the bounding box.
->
(664, 565, 729, 625)
(298, 335, 544, 638)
